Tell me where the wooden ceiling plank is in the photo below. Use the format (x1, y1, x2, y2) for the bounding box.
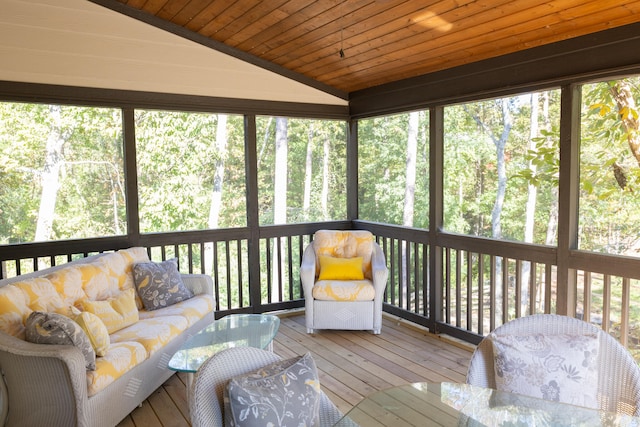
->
(329, 3, 640, 91)
(303, 0, 621, 82)
(170, 0, 216, 26)
(238, 1, 373, 55)
(156, 0, 191, 20)
(220, 1, 291, 46)
(138, 0, 171, 15)
(182, 0, 234, 32)
(198, 0, 271, 39)
(284, 0, 520, 74)
(265, 0, 434, 64)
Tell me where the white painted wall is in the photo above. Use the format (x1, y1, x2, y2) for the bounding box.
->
(0, 0, 347, 106)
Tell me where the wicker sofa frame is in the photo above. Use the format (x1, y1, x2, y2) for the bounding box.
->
(0, 252, 215, 427)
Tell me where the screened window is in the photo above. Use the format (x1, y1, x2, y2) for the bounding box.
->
(256, 117, 346, 225)
(0, 102, 125, 243)
(358, 111, 429, 228)
(443, 91, 560, 244)
(579, 76, 640, 256)
(135, 110, 246, 232)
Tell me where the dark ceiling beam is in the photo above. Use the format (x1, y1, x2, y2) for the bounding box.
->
(0, 81, 348, 119)
(350, 22, 640, 119)
(88, 0, 349, 101)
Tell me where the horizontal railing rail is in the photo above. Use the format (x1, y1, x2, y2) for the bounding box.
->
(2, 221, 639, 360)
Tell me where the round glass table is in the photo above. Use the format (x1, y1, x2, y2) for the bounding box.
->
(333, 382, 640, 427)
(168, 313, 280, 388)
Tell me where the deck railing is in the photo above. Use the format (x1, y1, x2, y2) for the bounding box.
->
(2, 222, 639, 359)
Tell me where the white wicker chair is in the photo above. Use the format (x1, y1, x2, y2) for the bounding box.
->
(189, 347, 343, 427)
(466, 313, 640, 416)
(300, 230, 388, 334)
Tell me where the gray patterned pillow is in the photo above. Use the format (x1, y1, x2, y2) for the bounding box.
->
(133, 258, 194, 311)
(25, 311, 96, 370)
(225, 352, 321, 427)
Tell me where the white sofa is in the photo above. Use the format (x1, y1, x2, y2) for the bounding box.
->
(0, 247, 215, 427)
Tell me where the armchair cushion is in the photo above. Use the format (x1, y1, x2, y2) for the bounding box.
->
(318, 256, 364, 281)
(313, 230, 373, 280)
(312, 280, 375, 301)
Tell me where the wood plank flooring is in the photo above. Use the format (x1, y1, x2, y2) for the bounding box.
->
(116, 312, 474, 427)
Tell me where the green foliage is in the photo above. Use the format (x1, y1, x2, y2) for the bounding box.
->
(358, 111, 430, 228)
(579, 77, 640, 254)
(256, 117, 347, 225)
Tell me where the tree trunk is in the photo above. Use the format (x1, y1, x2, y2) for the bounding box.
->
(303, 124, 314, 220)
(609, 81, 640, 167)
(273, 118, 288, 225)
(205, 114, 227, 276)
(208, 114, 228, 229)
(321, 131, 330, 220)
(403, 112, 419, 227)
(401, 111, 420, 308)
(522, 93, 540, 311)
(35, 105, 67, 241)
(272, 117, 288, 302)
(490, 100, 512, 240)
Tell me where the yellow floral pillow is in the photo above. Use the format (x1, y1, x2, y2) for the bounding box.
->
(318, 256, 364, 281)
(77, 288, 139, 334)
(68, 307, 110, 356)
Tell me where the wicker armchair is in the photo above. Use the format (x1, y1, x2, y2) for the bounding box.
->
(300, 230, 388, 334)
(189, 347, 343, 427)
(466, 313, 640, 416)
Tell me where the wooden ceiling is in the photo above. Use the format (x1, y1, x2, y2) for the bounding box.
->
(110, 0, 640, 94)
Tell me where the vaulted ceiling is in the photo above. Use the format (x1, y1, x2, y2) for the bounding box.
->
(98, 1, 640, 94)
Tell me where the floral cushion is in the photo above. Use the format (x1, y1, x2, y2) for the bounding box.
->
(225, 352, 321, 427)
(77, 288, 139, 334)
(25, 311, 96, 370)
(132, 258, 193, 311)
(490, 333, 600, 409)
(0, 285, 31, 338)
(313, 230, 373, 280)
(312, 280, 375, 301)
(69, 307, 110, 356)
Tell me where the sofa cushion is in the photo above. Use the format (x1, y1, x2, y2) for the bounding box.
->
(86, 341, 148, 397)
(0, 285, 31, 338)
(77, 288, 139, 334)
(133, 258, 193, 311)
(110, 315, 189, 356)
(45, 267, 87, 306)
(25, 311, 96, 370)
(225, 352, 321, 427)
(318, 255, 364, 281)
(138, 294, 215, 327)
(14, 278, 67, 314)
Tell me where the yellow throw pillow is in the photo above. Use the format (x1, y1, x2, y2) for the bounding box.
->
(77, 288, 139, 334)
(318, 256, 364, 281)
(70, 308, 110, 356)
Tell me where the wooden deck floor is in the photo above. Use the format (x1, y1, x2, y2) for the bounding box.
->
(116, 313, 474, 427)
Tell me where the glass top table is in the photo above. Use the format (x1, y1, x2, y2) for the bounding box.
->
(333, 382, 640, 427)
(168, 313, 280, 375)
